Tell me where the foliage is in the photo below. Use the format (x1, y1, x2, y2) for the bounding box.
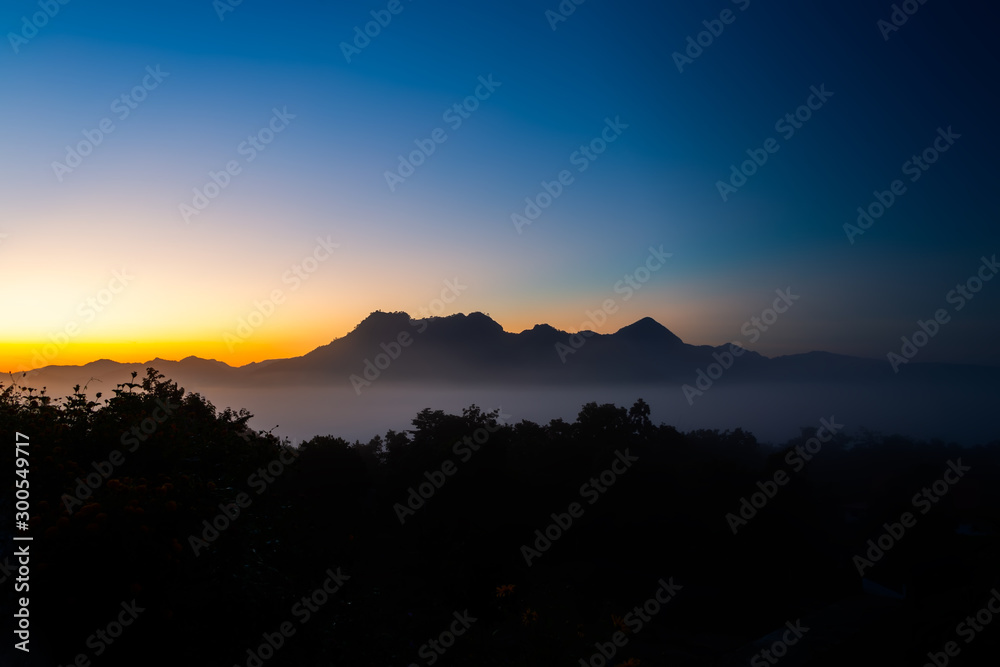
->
(2, 370, 999, 666)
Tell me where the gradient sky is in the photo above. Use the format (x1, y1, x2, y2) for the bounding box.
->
(2, 0, 998, 370)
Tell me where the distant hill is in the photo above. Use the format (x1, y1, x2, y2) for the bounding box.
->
(7, 311, 996, 392)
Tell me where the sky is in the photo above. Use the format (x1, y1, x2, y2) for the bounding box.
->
(1, 0, 998, 371)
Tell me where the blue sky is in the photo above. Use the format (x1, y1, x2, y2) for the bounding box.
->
(1, 0, 998, 368)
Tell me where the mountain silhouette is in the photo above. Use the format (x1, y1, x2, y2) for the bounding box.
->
(612, 316, 685, 347)
(11, 311, 996, 390)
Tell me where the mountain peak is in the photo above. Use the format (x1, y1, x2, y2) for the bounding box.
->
(421, 311, 506, 339)
(179, 356, 232, 368)
(350, 310, 413, 335)
(613, 317, 683, 346)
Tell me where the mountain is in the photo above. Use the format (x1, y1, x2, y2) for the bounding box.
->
(246, 310, 732, 384)
(611, 316, 684, 347)
(7, 311, 996, 392)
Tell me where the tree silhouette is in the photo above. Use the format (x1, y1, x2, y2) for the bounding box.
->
(4, 370, 999, 666)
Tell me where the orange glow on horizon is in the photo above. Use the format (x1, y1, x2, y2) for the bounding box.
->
(0, 306, 711, 372)
(0, 337, 338, 372)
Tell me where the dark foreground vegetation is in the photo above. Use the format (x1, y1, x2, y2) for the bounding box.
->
(2, 369, 999, 666)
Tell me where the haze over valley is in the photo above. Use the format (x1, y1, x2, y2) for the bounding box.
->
(16, 311, 997, 446)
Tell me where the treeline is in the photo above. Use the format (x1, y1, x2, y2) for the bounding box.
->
(2, 369, 999, 666)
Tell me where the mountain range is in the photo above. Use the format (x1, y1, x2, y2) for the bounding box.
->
(8, 310, 994, 393)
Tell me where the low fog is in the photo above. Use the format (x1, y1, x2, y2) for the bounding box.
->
(187, 380, 998, 447)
